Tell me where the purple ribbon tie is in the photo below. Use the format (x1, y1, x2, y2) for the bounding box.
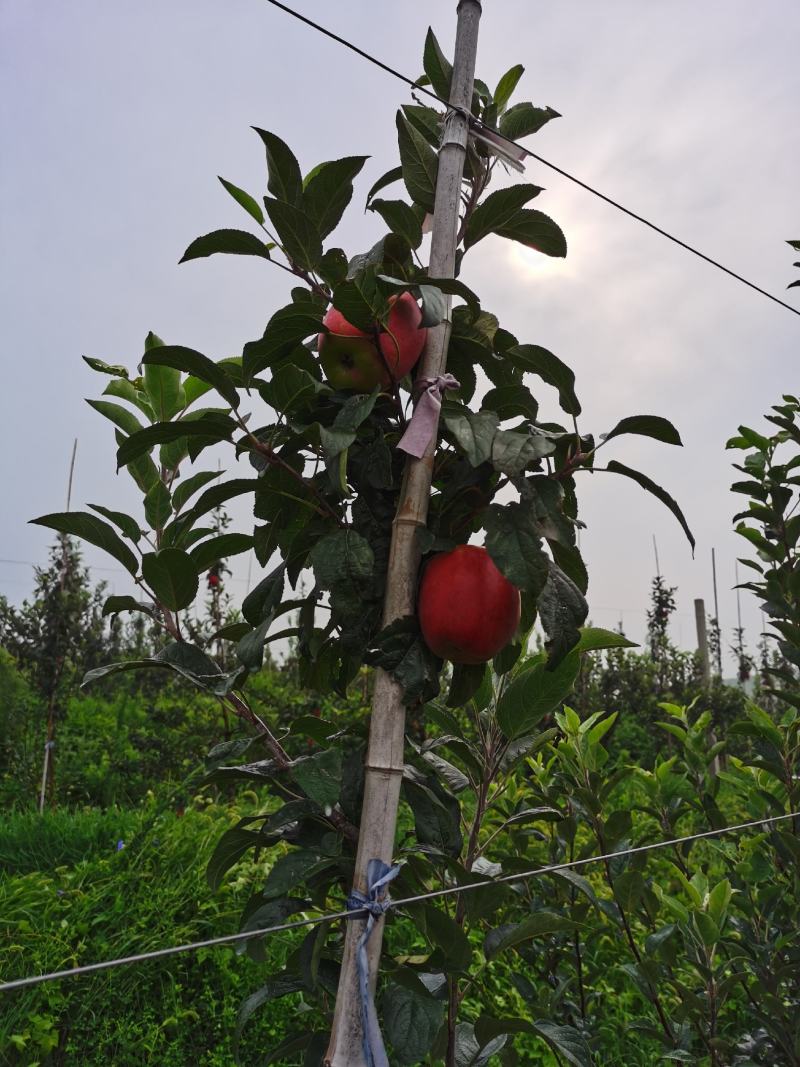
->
(397, 374, 461, 459)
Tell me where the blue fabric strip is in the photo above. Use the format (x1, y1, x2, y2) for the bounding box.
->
(346, 858, 401, 1067)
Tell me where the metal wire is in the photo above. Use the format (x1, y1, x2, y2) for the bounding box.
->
(261, 0, 800, 320)
(1, 809, 796, 994)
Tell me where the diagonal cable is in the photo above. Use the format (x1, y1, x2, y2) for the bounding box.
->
(261, 0, 800, 320)
(1, 809, 796, 994)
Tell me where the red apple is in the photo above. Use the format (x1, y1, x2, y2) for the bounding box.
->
(418, 545, 521, 665)
(318, 291, 427, 391)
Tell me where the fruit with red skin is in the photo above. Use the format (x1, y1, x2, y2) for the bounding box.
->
(207, 573, 220, 588)
(318, 291, 427, 392)
(418, 545, 521, 665)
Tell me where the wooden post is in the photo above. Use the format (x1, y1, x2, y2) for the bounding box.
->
(695, 596, 721, 772)
(694, 597, 711, 689)
(324, 4, 482, 1064)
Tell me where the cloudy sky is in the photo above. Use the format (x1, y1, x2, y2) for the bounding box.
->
(1, 0, 798, 668)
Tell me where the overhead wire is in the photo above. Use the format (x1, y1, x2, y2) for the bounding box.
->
(1, 808, 797, 994)
(261, 0, 800, 320)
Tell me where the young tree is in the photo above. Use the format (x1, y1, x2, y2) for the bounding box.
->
(0, 535, 109, 804)
(32, 12, 695, 1062)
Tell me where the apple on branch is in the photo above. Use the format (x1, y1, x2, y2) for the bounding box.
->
(318, 291, 427, 392)
(418, 545, 521, 664)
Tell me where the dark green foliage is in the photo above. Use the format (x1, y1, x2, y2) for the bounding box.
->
(728, 395, 800, 701)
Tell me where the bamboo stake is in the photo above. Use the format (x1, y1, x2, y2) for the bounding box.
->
(324, 4, 482, 1063)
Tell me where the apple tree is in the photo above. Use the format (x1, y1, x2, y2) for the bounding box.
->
(32, 26, 695, 1065)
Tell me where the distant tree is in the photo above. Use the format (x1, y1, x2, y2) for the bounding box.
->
(1, 536, 114, 804)
(647, 572, 677, 661)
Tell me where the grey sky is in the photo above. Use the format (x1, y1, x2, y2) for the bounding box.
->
(1, 1, 798, 666)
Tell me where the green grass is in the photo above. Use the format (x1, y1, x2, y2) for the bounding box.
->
(0, 800, 314, 1067)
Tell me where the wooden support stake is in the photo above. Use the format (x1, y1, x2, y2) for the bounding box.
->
(324, 4, 482, 1064)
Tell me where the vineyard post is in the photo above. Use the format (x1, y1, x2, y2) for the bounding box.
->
(694, 597, 711, 688)
(324, 2, 483, 1063)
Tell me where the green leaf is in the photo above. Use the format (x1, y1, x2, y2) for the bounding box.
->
(365, 165, 403, 208)
(87, 503, 141, 543)
(464, 185, 543, 249)
(602, 414, 682, 447)
(116, 431, 160, 493)
(497, 652, 580, 738)
(494, 209, 566, 258)
(142, 548, 199, 610)
(82, 356, 129, 377)
(190, 533, 253, 572)
(347, 233, 412, 279)
(539, 562, 588, 665)
(82, 641, 223, 691)
(218, 176, 264, 224)
(483, 384, 540, 423)
(302, 155, 368, 239)
(261, 850, 321, 901)
(605, 460, 695, 552)
(264, 198, 322, 271)
(174, 477, 259, 531)
(447, 661, 489, 707)
(144, 479, 172, 530)
(484, 911, 576, 958)
(369, 198, 423, 248)
(292, 748, 342, 808)
(252, 127, 303, 205)
(310, 529, 373, 592)
(207, 826, 264, 892)
(443, 406, 499, 466)
(179, 228, 272, 264)
(432, 278, 484, 321)
(506, 344, 580, 417)
(30, 512, 138, 575)
(424, 904, 473, 971)
(499, 103, 560, 140)
(422, 27, 452, 100)
(172, 470, 222, 513)
(115, 415, 237, 468)
(402, 103, 442, 146)
(384, 983, 445, 1066)
(403, 776, 462, 856)
(485, 501, 549, 594)
(317, 247, 348, 287)
(330, 270, 387, 333)
(454, 1022, 508, 1067)
(242, 566, 285, 626)
(491, 430, 554, 476)
(396, 112, 439, 213)
(142, 345, 239, 410)
(86, 398, 144, 438)
(493, 64, 525, 112)
(102, 377, 155, 419)
(532, 1021, 592, 1067)
(142, 335, 184, 421)
(366, 617, 442, 706)
(101, 595, 152, 619)
(573, 626, 637, 653)
(243, 303, 324, 380)
(693, 910, 720, 947)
